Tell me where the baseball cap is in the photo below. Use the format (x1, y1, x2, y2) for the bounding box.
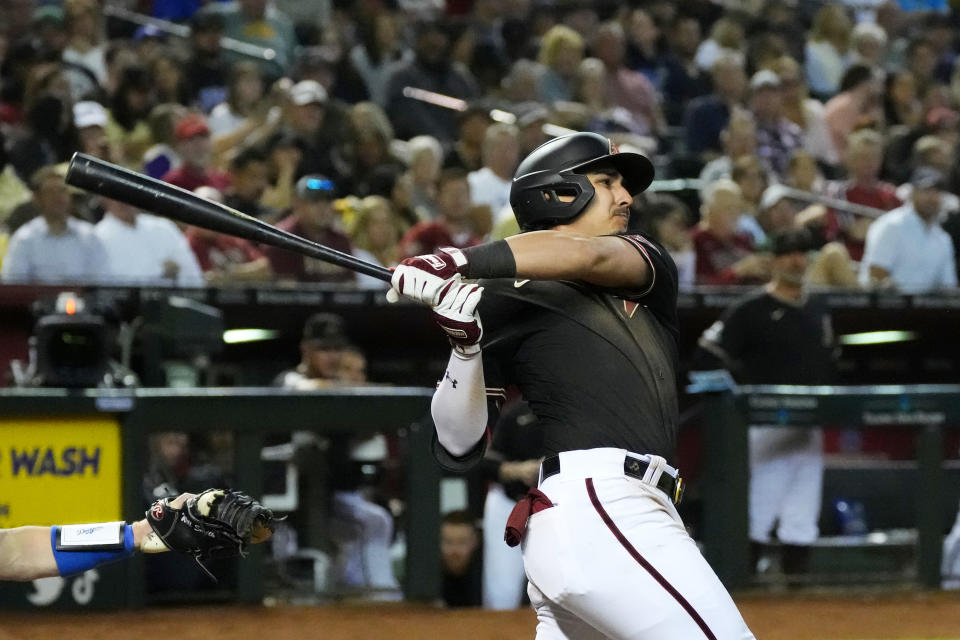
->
(174, 113, 211, 140)
(769, 228, 812, 256)
(289, 80, 328, 106)
(73, 101, 109, 129)
(760, 183, 791, 211)
(910, 166, 947, 190)
(295, 174, 337, 201)
(302, 313, 349, 349)
(750, 69, 781, 92)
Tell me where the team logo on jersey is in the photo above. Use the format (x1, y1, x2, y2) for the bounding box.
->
(622, 300, 639, 318)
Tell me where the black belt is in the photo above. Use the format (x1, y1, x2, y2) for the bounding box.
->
(540, 454, 684, 505)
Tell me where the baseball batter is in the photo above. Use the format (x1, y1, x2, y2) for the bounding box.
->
(388, 132, 755, 639)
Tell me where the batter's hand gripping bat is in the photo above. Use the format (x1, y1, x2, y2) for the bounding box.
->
(65, 152, 392, 282)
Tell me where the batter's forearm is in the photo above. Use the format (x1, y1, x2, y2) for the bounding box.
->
(431, 350, 488, 456)
(505, 232, 650, 288)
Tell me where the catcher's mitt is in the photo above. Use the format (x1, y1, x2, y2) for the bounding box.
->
(144, 489, 280, 579)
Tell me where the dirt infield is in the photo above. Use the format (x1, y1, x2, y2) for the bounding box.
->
(0, 592, 958, 640)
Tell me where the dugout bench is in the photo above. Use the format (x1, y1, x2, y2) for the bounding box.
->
(0, 387, 437, 609)
(700, 384, 960, 590)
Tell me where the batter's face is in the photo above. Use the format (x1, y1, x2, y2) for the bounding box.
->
(560, 170, 632, 236)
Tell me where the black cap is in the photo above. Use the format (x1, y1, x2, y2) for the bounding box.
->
(295, 174, 337, 201)
(302, 313, 349, 349)
(769, 228, 813, 256)
(910, 166, 946, 190)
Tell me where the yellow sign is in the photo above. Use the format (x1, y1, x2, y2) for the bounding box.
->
(0, 417, 121, 528)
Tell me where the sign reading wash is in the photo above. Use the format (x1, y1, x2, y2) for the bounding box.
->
(0, 417, 121, 527)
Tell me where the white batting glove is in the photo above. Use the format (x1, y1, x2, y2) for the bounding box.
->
(432, 280, 484, 358)
(386, 249, 468, 305)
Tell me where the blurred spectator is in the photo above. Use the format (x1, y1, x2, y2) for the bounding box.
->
(732, 155, 770, 247)
(823, 64, 884, 161)
(209, 61, 283, 164)
(696, 228, 837, 579)
(0, 132, 32, 227)
(282, 79, 341, 182)
(748, 70, 803, 179)
(152, 50, 191, 107)
(404, 135, 444, 220)
(350, 195, 407, 289)
(8, 64, 79, 182)
(440, 509, 482, 608)
(514, 104, 550, 158)
(444, 104, 492, 172)
(223, 145, 278, 221)
(133, 25, 168, 70)
(469, 123, 518, 226)
(260, 131, 303, 212)
(904, 36, 940, 101)
(623, 8, 667, 86)
(106, 65, 156, 168)
(1, 166, 110, 283)
(143, 103, 187, 179)
(184, 12, 229, 112)
(684, 52, 747, 159)
(590, 21, 666, 137)
(61, 0, 108, 86)
(162, 112, 231, 192)
(94, 196, 204, 287)
(266, 174, 355, 283)
(694, 16, 745, 72)
(771, 56, 839, 168)
(202, 0, 297, 75)
(187, 186, 272, 284)
(804, 4, 853, 99)
(73, 100, 114, 161)
(660, 15, 711, 126)
(883, 69, 923, 128)
(399, 168, 482, 257)
(693, 178, 770, 285)
(537, 25, 585, 104)
(635, 193, 696, 288)
(699, 110, 757, 185)
(349, 12, 413, 108)
(338, 102, 404, 198)
(850, 21, 888, 69)
(823, 129, 901, 261)
(143, 431, 227, 504)
(896, 135, 960, 214)
(274, 312, 348, 388)
(501, 60, 543, 106)
(384, 20, 479, 141)
(785, 150, 824, 195)
(860, 166, 957, 292)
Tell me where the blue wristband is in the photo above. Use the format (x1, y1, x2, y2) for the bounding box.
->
(51, 523, 135, 576)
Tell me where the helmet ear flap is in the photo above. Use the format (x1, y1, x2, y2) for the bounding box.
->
(512, 171, 595, 231)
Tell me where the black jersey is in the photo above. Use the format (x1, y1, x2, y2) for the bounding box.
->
(697, 290, 836, 385)
(469, 234, 681, 464)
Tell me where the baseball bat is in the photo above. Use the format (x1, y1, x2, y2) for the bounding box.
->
(65, 153, 392, 282)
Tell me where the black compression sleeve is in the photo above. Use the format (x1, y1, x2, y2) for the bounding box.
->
(462, 240, 517, 279)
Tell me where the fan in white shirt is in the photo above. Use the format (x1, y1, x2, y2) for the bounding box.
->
(860, 167, 957, 293)
(468, 123, 519, 226)
(94, 199, 204, 287)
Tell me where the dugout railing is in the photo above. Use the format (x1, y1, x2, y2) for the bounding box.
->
(699, 384, 960, 590)
(0, 387, 437, 609)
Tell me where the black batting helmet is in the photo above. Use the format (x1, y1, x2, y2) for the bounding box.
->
(509, 132, 655, 231)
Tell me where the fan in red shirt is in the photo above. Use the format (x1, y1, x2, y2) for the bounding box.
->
(161, 113, 231, 192)
(399, 168, 484, 257)
(264, 175, 355, 283)
(187, 186, 272, 284)
(822, 129, 900, 261)
(692, 179, 771, 284)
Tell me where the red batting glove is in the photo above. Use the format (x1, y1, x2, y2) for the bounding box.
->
(432, 280, 484, 358)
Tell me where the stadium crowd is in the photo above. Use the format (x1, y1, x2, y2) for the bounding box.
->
(0, 0, 958, 292)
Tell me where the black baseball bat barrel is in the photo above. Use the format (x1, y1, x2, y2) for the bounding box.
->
(65, 152, 393, 282)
